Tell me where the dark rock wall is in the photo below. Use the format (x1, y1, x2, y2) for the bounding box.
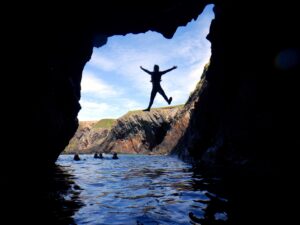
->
(182, 1, 299, 175)
(4, 0, 299, 177)
(4, 0, 209, 171)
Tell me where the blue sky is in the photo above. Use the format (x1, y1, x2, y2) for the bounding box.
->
(78, 4, 214, 121)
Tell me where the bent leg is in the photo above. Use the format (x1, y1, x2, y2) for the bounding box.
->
(158, 86, 169, 103)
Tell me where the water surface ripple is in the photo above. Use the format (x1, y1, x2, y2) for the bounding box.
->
(57, 154, 227, 225)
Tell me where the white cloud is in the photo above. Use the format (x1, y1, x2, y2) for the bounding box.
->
(120, 98, 144, 110)
(186, 60, 210, 92)
(78, 97, 146, 121)
(89, 53, 115, 71)
(81, 71, 121, 98)
(78, 100, 111, 121)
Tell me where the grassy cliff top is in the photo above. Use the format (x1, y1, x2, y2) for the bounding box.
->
(92, 119, 116, 129)
(79, 105, 183, 126)
(125, 104, 184, 117)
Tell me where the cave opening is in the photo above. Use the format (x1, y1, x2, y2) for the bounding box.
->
(62, 4, 214, 155)
(54, 6, 226, 224)
(78, 4, 214, 122)
(5, 1, 299, 224)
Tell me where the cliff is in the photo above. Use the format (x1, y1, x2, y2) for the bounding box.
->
(64, 106, 181, 154)
(65, 65, 207, 156)
(63, 119, 114, 154)
(96, 106, 181, 154)
(153, 65, 208, 158)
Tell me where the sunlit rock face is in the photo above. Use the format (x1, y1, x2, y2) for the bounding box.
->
(63, 108, 180, 155)
(63, 121, 111, 154)
(97, 107, 179, 154)
(153, 67, 208, 158)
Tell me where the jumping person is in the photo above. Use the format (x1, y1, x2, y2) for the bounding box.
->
(140, 64, 177, 111)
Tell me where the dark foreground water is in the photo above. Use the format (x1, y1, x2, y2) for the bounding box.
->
(4, 154, 292, 225)
(55, 154, 228, 225)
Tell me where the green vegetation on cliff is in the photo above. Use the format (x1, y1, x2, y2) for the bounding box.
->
(125, 105, 184, 117)
(64, 105, 183, 154)
(92, 119, 116, 129)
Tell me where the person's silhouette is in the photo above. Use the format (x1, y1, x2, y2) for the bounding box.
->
(73, 153, 80, 161)
(112, 152, 119, 159)
(140, 64, 177, 111)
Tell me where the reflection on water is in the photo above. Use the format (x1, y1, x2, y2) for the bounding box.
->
(56, 154, 229, 225)
(6, 165, 84, 224)
(7, 154, 286, 224)
(43, 166, 84, 224)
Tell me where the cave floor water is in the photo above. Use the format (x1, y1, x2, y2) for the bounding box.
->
(54, 154, 228, 225)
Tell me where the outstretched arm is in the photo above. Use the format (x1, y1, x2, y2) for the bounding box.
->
(161, 66, 177, 75)
(140, 66, 152, 75)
